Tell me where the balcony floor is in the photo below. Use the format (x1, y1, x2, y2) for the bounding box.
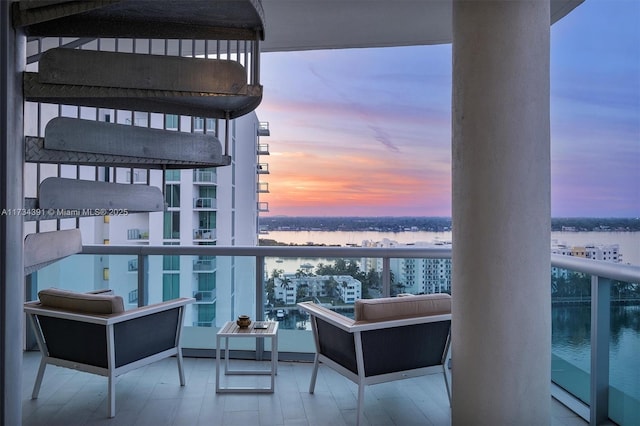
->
(22, 351, 586, 426)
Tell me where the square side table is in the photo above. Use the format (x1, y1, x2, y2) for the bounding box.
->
(215, 321, 278, 393)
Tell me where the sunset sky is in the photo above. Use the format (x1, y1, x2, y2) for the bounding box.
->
(255, 0, 639, 218)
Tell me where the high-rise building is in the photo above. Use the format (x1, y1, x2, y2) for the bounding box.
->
(362, 239, 452, 295)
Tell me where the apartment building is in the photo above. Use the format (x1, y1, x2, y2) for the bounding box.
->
(362, 239, 452, 295)
(274, 274, 362, 305)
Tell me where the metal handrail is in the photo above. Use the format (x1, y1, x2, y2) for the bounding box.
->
(81, 245, 639, 282)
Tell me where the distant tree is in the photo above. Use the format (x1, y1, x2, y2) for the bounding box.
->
(296, 286, 308, 302)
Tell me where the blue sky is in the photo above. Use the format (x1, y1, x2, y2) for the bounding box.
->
(256, 0, 639, 218)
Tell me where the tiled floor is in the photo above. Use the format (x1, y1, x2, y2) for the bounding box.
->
(21, 351, 586, 426)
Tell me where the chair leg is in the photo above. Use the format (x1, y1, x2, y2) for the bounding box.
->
(356, 382, 365, 426)
(31, 357, 47, 399)
(177, 349, 186, 386)
(309, 353, 320, 394)
(107, 373, 115, 418)
(443, 365, 452, 406)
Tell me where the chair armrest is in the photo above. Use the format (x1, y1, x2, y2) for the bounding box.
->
(297, 301, 355, 331)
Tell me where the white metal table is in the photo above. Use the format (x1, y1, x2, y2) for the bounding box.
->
(215, 321, 279, 393)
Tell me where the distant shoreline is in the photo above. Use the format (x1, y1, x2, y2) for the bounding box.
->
(259, 216, 640, 233)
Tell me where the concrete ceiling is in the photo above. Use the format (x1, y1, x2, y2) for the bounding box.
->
(260, 0, 585, 52)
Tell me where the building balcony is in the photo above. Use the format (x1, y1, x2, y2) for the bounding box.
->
(257, 163, 269, 174)
(257, 143, 270, 155)
(193, 170, 217, 184)
(23, 245, 640, 425)
(257, 202, 269, 212)
(126, 228, 149, 240)
(257, 182, 269, 193)
(127, 288, 138, 304)
(127, 258, 138, 272)
(193, 289, 216, 303)
(193, 258, 216, 272)
(258, 121, 270, 136)
(193, 197, 216, 209)
(193, 228, 216, 240)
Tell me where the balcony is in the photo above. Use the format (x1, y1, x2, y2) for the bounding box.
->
(257, 202, 269, 212)
(127, 258, 138, 272)
(126, 228, 149, 240)
(193, 289, 216, 303)
(257, 143, 270, 155)
(23, 245, 640, 425)
(257, 182, 269, 193)
(257, 163, 269, 174)
(193, 170, 217, 184)
(193, 228, 216, 241)
(193, 258, 216, 272)
(193, 197, 216, 209)
(258, 121, 270, 136)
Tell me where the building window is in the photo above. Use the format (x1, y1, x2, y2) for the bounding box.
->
(163, 255, 180, 271)
(164, 211, 180, 239)
(165, 184, 180, 208)
(166, 114, 179, 130)
(198, 211, 216, 231)
(197, 304, 216, 327)
(199, 273, 216, 291)
(162, 274, 180, 301)
(208, 118, 216, 132)
(194, 117, 204, 132)
(165, 170, 180, 182)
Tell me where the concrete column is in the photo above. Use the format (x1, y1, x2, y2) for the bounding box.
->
(1, 1, 25, 425)
(451, 1, 551, 424)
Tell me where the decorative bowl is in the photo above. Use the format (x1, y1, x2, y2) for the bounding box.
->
(237, 315, 251, 328)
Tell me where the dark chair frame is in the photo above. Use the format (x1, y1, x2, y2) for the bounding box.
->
(298, 301, 452, 426)
(24, 297, 194, 418)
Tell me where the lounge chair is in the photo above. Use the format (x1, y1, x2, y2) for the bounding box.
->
(298, 293, 452, 426)
(24, 288, 194, 418)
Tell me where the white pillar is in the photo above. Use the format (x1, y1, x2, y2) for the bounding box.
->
(451, 1, 551, 424)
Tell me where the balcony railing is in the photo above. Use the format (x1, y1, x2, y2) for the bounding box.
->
(193, 319, 215, 327)
(257, 143, 270, 155)
(127, 258, 138, 272)
(193, 289, 216, 302)
(193, 170, 216, 183)
(32, 245, 640, 425)
(193, 228, 216, 240)
(258, 121, 270, 136)
(193, 197, 216, 209)
(257, 202, 269, 212)
(257, 163, 269, 174)
(127, 228, 149, 240)
(193, 258, 216, 271)
(128, 289, 138, 304)
(257, 182, 269, 193)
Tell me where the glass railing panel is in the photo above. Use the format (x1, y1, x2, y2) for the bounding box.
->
(552, 270, 640, 425)
(551, 267, 592, 405)
(28, 254, 140, 310)
(263, 255, 379, 353)
(608, 282, 640, 425)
